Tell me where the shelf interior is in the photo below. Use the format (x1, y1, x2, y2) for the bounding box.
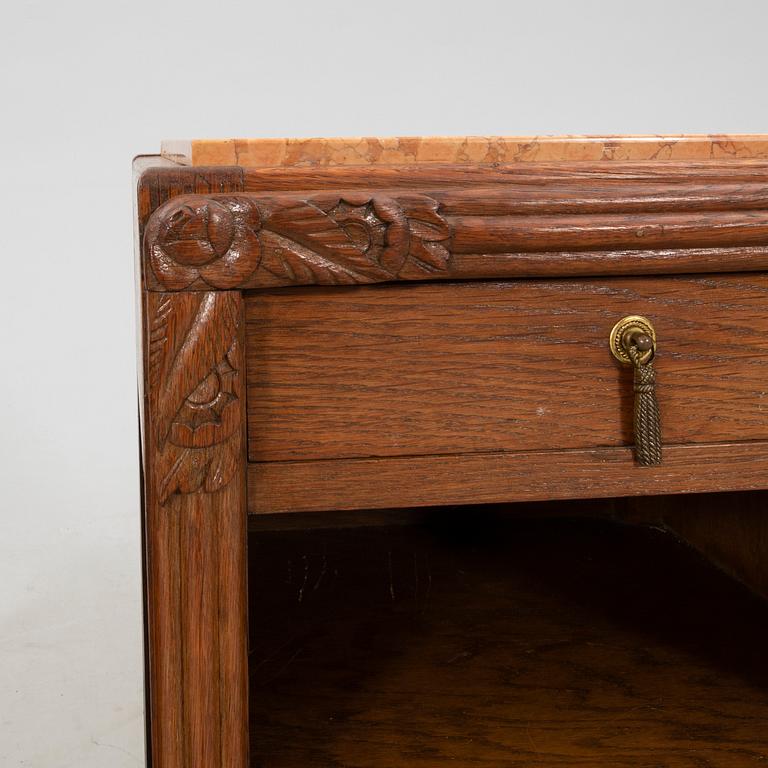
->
(248, 510, 768, 767)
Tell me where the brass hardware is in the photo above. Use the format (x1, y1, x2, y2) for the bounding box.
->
(609, 315, 662, 466)
(609, 315, 656, 366)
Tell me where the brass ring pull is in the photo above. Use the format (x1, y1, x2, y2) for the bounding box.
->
(609, 315, 662, 466)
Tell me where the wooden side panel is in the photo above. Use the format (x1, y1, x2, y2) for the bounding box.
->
(644, 492, 768, 600)
(247, 442, 768, 515)
(245, 275, 768, 463)
(239, 159, 768, 191)
(143, 291, 248, 768)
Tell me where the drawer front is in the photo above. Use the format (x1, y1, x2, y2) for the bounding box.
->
(246, 274, 768, 463)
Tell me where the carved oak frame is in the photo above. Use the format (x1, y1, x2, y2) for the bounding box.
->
(138, 160, 768, 768)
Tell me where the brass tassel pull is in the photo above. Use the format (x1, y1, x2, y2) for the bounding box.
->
(610, 316, 662, 466)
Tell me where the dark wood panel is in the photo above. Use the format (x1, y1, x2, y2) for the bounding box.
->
(137, 165, 244, 234)
(142, 291, 249, 768)
(246, 276, 768, 463)
(451, 210, 768, 253)
(248, 518, 768, 766)
(238, 159, 768, 191)
(246, 496, 625, 532)
(247, 442, 768, 514)
(141, 164, 768, 291)
(648, 491, 768, 599)
(437, 182, 768, 214)
(449, 246, 768, 279)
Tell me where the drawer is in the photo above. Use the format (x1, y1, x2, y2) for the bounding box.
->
(246, 274, 768, 511)
(247, 274, 768, 458)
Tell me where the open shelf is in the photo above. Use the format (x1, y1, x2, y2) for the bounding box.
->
(248, 513, 768, 767)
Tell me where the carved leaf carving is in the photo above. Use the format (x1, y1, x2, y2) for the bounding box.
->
(156, 294, 240, 448)
(156, 442, 239, 504)
(257, 230, 384, 285)
(145, 192, 450, 289)
(258, 197, 404, 283)
(148, 292, 242, 504)
(395, 193, 451, 277)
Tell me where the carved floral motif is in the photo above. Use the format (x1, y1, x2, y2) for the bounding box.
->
(146, 197, 262, 290)
(148, 292, 242, 503)
(145, 192, 450, 289)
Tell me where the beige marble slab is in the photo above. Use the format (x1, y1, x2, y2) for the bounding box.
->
(161, 135, 768, 168)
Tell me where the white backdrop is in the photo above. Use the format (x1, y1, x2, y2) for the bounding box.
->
(1, 1, 766, 765)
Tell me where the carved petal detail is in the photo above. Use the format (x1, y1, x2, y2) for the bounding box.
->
(146, 196, 262, 290)
(145, 192, 450, 289)
(156, 441, 239, 504)
(147, 292, 242, 504)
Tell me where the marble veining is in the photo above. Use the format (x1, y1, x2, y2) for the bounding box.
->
(161, 135, 768, 168)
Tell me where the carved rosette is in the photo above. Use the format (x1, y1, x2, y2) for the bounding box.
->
(145, 197, 262, 290)
(147, 292, 242, 503)
(145, 192, 450, 289)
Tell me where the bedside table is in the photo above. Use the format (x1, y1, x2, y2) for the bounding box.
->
(137, 135, 768, 767)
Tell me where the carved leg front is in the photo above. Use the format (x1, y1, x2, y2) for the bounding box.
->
(143, 291, 248, 768)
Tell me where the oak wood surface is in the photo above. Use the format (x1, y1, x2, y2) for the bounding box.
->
(137, 165, 244, 232)
(238, 160, 768, 195)
(248, 516, 768, 767)
(136, 152, 768, 767)
(247, 442, 768, 515)
(648, 491, 768, 599)
(141, 163, 768, 290)
(142, 291, 248, 768)
(245, 275, 768, 463)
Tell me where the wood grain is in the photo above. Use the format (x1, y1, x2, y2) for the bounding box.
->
(451, 210, 768, 252)
(144, 191, 449, 291)
(247, 442, 768, 514)
(239, 160, 768, 191)
(246, 275, 768, 463)
(141, 164, 768, 290)
(248, 517, 768, 766)
(135, 154, 768, 766)
(137, 166, 245, 234)
(142, 291, 248, 768)
(642, 491, 768, 599)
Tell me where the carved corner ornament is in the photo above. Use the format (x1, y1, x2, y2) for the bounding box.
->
(144, 192, 451, 289)
(147, 291, 243, 504)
